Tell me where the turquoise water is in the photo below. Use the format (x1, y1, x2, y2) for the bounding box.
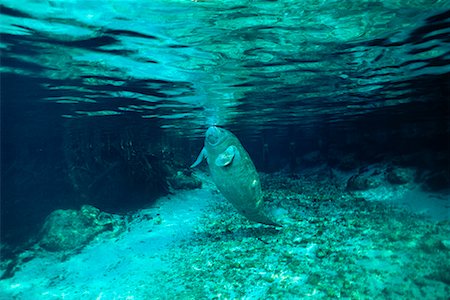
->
(1, 1, 449, 299)
(1, 1, 449, 136)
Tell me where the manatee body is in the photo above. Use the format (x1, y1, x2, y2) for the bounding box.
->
(191, 126, 280, 226)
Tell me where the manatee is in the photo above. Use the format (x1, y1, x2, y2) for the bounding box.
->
(191, 126, 280, 226)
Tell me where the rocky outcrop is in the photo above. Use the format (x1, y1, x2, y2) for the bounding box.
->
(421, 171, 450, 192)
(168, 171, 202, 190)
(346, 170, 383, 191)
(39, 205, 124, 252)
(386, 167, 415, 185)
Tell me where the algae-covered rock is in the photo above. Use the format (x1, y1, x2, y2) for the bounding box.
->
(39, 205, 123, 252)
(168, 171, 202, 190)
(422, 170, 450, 191)
(386, 167, 415, 185)
(346, 171, 382, 191)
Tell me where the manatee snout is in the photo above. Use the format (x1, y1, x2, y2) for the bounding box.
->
(206, 126, 220, 145)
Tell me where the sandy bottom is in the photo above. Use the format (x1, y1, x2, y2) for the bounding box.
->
(0, 170, 449, 299)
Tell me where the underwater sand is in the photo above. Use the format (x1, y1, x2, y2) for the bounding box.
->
(0, 170, 449, 299)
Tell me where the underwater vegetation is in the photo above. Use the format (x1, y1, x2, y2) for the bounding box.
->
(0, 0, 449, 299)
(1, 164, 448, 299)
(158, 172, 450, 299)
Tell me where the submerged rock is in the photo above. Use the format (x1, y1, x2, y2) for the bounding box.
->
(39, 205, 124, 252)
(421, 170, 450, 191)
(168, 171, 202, 190)
(346, 170, 383, 191)
(386, 167, 415, 185)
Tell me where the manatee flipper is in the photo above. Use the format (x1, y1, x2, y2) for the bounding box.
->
(190, 148, 207, 168)
(215, 146, 238, 167)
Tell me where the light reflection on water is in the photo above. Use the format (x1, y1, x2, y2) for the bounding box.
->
(1, 1, 449, 138)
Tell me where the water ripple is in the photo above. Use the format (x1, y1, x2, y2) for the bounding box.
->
(1, 1, 448, 138)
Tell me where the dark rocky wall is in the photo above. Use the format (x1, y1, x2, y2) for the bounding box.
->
(1, 74, 175, 248)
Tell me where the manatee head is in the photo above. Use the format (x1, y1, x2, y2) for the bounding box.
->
(205, 126, 229, 147)
(190, 126, 233, 168)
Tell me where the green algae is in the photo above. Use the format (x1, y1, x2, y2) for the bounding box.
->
(152, 172, 450, 299)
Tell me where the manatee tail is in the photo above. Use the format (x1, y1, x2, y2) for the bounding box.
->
(259, 218, 283, 227)
(249, 213, 283, 227)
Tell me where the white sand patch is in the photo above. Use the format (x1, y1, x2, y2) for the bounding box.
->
(332, 165, 449, 221)
(0, 188, 219, 300)
(350, 185, 449, 221)
(396, 188, 449, 221)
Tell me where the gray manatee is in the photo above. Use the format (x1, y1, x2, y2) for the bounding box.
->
(191, 126, 280, 226)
